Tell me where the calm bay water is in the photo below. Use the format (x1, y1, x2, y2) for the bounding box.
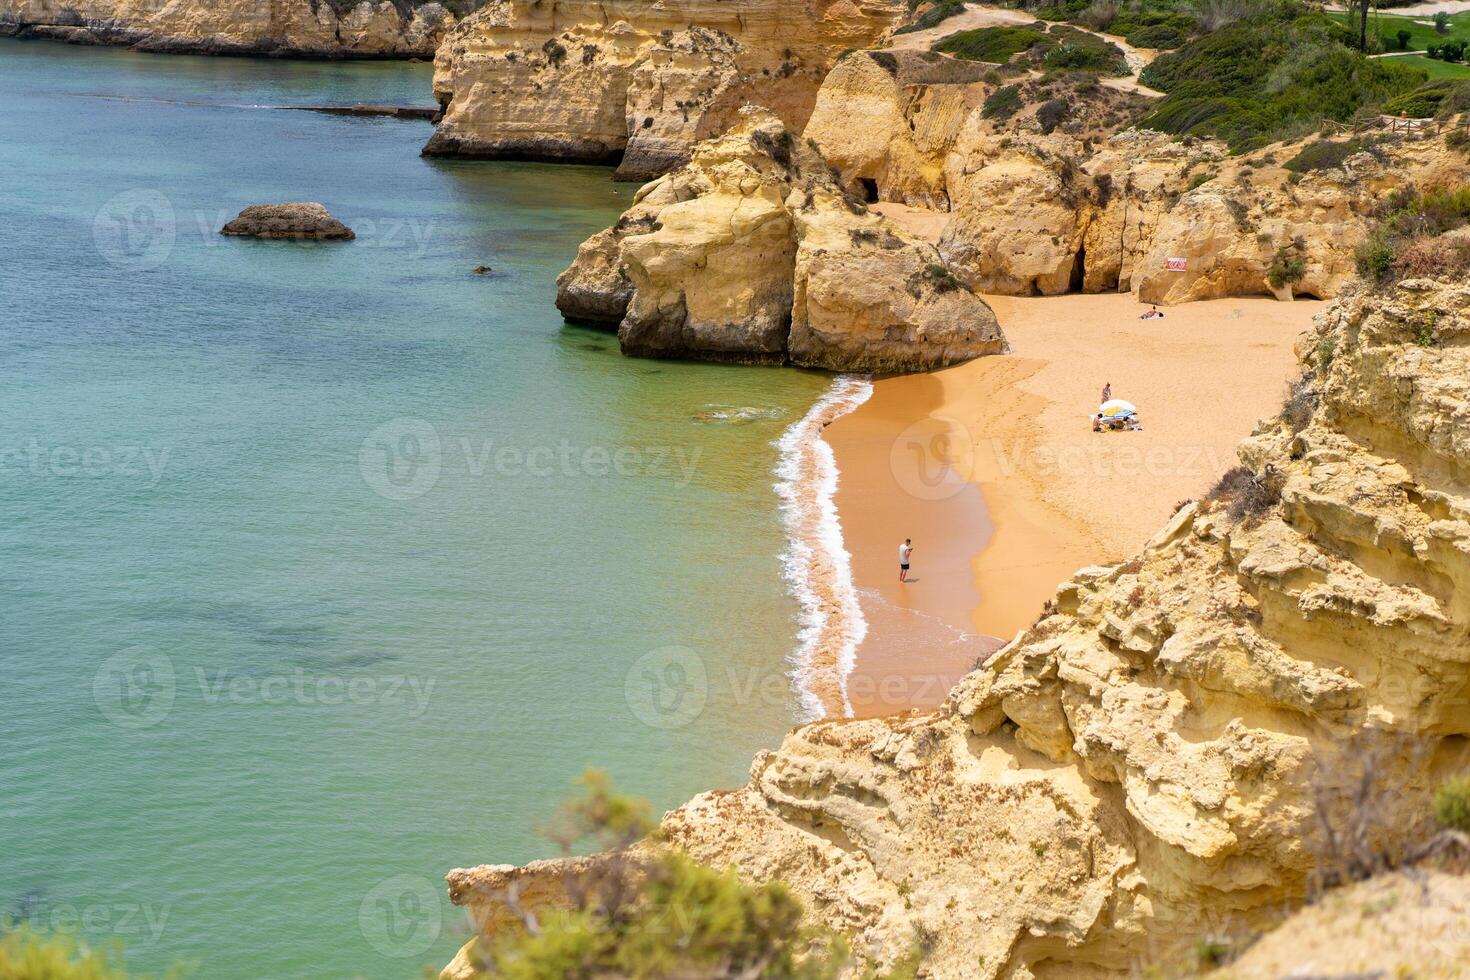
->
(0, 40, 831, 978)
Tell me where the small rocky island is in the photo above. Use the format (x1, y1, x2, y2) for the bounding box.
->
(220, 203, 355, 240)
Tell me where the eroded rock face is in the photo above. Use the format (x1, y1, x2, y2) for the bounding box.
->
(220, 203, 355, 240)
(0, 0, 476, 57)
(423, 0, 904, 176)
(444, 279, 1470, 976)
(556, 107, 1005, 370)
(805, 49, 1470, 304)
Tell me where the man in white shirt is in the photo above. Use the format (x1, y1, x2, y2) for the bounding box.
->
(899, 538, 913, 583)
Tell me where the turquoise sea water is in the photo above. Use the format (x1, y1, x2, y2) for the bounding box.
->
(0, 40, 832, 978)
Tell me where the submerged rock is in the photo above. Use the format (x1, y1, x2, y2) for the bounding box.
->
(556, 107, 1005, 372)
(219, 203, 355, 241)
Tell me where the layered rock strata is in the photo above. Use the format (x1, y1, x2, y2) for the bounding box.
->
(422, 0, 905, 178)
(556, 107, 1006, 371)
(445, 278, 1470, 976)
(806, 49, 1470, 304)
(0, 0, 478, 57)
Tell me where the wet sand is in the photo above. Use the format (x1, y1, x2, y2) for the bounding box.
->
(827, 292, 1322, 716)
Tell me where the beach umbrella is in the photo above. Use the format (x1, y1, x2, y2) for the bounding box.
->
(1100, 399, 1138, 418)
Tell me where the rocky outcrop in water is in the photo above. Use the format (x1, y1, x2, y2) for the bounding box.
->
(421, 0, 905, 178)
(220, 203, 355, 240)
(0, 0, 478, 57)
(556, 107, 1005, 370)
(445, 276, 1470, 975)
(806, 48, 1470, 304)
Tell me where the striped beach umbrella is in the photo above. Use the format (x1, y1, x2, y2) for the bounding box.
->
(1100, 399, 1138, 419)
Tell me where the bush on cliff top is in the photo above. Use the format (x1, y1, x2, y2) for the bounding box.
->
(934, 24, 1051, 62)
(465, 773, 922, 980)
(1356, 185, 1470, 285)
(1283, 136, 1379, 172)
(935, 22, 1129, 74)
(1139, 3, 1426, 151)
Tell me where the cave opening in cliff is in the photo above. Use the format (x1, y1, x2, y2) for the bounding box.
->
(1070, 245, 1086, 293)
(858, 178, 879, 203)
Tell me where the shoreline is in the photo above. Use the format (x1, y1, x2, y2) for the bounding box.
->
(823, 292, 1324, 716)
(774, 375, 874, 720)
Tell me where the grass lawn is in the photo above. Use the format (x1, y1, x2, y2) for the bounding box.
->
(1396, 52, 1470, 79)
(1362, 9, 1470, 52)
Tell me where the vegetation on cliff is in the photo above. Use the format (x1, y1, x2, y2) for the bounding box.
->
(1140, 1, 1426, 150)
(933, 21, 1130, 74)
(450, 774, 921, 979)
(1355, 184, 1470, 285)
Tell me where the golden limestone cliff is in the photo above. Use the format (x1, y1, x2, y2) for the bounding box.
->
(805, 49, 1470, 304)
(443, 278, 1470, 976)
(0, 0, 479, 56)
(554, 106, 1006, 370)
(422, 0, 905, 179)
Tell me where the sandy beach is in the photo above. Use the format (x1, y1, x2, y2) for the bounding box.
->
(827, 291, 1323, 716)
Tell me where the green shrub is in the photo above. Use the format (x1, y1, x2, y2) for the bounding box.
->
(1267, 248, 1307, 288)
(1435, 10, 1450, 34)
(1127, 23, 1189, 48)
(1355, 232, 1398, 281)
(1397, 28, 1412, 50)
(1037, 97, 1070, 132)
(1043, 24, 1130, 73)
(1188, 171, 1214, 189)
(934, 24, 1050, 61)
(924, 262, 962, 291)
(982, 83, 1023, 119)
(1284, 137, 1374, 172)
(1434, 775, 1470, 831)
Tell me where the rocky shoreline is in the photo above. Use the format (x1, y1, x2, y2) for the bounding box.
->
(0, 0, 482, 59)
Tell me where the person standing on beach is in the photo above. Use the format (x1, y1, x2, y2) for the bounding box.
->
(899, 538, 913, 583)
(1101, 382, 1111, 404)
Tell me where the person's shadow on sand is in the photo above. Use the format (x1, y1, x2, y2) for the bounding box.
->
(902, 577, 921, 584)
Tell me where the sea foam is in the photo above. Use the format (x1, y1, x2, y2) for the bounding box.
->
(773, 374, 872, 720)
